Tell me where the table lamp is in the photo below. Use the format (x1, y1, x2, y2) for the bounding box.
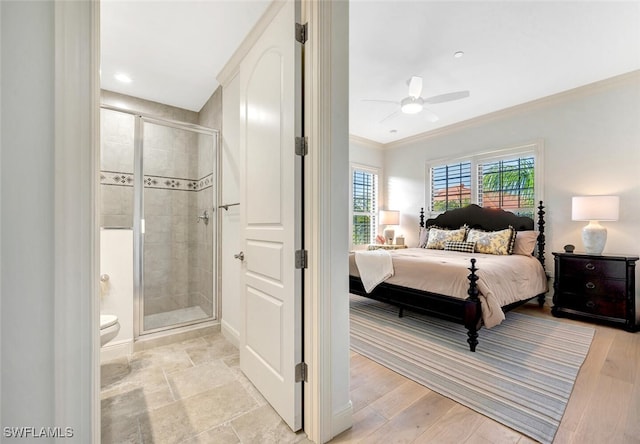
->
(571, 196, 619, 255)
(379, 210, 400, 244)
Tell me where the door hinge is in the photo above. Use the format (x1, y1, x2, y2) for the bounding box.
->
(295, 249, 308, 269)
(295, 361, 308, 382)
(295, 22, 308, 44)
(295, 136, 308, 156)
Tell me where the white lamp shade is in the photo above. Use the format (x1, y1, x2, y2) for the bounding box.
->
(571, 196, 619, 221)
(379, 210, 400, 225)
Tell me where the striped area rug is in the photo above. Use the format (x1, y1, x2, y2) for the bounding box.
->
(350, 295, 595, 444)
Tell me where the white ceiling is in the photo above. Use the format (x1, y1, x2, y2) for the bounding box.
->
(101, 1, 640, 144)
(100, 0, 271, 112)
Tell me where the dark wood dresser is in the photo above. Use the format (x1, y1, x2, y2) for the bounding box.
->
(552, 252, 639, 331)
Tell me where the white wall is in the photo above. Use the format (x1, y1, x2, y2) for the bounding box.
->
(2, 2, 96, 440)
(1, 0, 56, 429)
(100, 229, 134, 361)
(349, 135, 384, 169)
(220, 73, 241, 345)
(383, 72, 640, 288)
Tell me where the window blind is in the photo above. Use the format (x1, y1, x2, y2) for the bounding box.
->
(352, 169, 378, 245)
(430, 161, 472, 212)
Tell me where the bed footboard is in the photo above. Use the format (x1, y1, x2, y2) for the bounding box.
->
(348, 258, 484, 352)
(465, 259, 481, 351)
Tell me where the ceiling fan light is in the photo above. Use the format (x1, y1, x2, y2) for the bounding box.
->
(400, 97, 423, 114)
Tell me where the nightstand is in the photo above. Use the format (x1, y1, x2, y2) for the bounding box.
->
(552, 252, 639, 331)
(367, 244, 408, 251)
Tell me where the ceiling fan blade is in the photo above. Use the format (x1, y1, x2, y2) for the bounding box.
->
(423, 90, 470, 104)
(361, 99, 400, 105)
(408, 76, 423, 98)
(379, 108, 402, 124)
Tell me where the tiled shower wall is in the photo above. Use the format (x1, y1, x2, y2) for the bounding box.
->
(100, 90, 218, 323)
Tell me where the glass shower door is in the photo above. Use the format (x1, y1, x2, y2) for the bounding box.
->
(138, 118, 216, 333)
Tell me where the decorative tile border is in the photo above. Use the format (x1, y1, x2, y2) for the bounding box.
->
(143, 174, 198, 190)
(197, 173, 214, 191)
(101, 170, 214, 192)
(101, 171, 134, 187)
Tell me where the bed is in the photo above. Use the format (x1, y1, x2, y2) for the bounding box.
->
(349, 202, 548, 351)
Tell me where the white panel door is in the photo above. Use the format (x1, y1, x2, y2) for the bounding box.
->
(239, 0, 302, 431)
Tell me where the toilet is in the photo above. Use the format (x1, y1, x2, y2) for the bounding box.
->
(100, 314, 120, 346)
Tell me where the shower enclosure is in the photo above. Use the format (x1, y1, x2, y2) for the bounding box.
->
(100, 105, 218, 335)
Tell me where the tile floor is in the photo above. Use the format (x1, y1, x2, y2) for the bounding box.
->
(101, 328, 311, 444)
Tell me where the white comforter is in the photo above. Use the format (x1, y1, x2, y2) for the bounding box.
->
(349, 248, 548, 328)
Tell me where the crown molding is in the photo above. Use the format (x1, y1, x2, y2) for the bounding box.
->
(348, 134, 385, 150)
(384, 70, 640, 150)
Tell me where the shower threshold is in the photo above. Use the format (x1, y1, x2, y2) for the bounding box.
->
(144, 305, 209, 331)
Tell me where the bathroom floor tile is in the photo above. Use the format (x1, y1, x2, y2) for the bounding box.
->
(101, 329, 309, 444)
(166, 359, 236, 400)
(102, 384, 175, 428)
(231, 404, 308, 444)
(230, 366, 268, 407)
(101, 362, 167, 398)
(101, 356, 131, 388)
(101, 415, 142, 444)
(182, 424, 240, 444)
(223, 354, 240, 368)
(129, 345, 195, 375)
(185, 336, 238, 365)
(138, 380, 257, 444)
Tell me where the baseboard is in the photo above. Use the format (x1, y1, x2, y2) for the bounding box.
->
(100, 339, 133, 363)
(221, 319, 240, 348)
(331, 401, 353, 439)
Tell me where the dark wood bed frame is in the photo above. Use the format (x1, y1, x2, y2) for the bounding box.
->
(349, 201, 547, 352)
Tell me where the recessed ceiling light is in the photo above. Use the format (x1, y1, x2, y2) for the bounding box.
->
(454, 51, 465, 58)
(114, 72, 132, 83)
(390, 129, 397, 134)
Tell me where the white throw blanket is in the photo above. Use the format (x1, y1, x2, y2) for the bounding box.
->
(354, 249, 394, 293)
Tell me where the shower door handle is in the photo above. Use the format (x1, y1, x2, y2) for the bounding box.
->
(234, 251, 245, 261)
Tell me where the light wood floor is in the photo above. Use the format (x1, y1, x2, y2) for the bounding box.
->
(331, 303, 640, 444)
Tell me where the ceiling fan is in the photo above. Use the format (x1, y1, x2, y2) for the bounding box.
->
(364, 76, 470, 123)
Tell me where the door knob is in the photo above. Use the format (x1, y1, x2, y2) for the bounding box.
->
(234, 251, 245, 261)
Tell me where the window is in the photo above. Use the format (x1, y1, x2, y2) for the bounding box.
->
(351, 166, 378, 247)
(431, 161, 472, 212)
(427, 143, 542, 217)
(478, 156, 535, 217)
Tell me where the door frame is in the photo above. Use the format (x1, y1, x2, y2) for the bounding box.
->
(53, 0, 101, 441)
(52, 0, 350, 442)
(302, 2, 352, 441)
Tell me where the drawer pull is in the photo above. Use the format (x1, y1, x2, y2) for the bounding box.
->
(586, 282, 596, 289)
(585, 263, 595, 270)
(585, 301, 596, 308)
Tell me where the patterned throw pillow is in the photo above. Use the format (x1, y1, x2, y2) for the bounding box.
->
(444, 240, 476, 253)
(466, 226, 516, 255)
(425, 226, 467, 250)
